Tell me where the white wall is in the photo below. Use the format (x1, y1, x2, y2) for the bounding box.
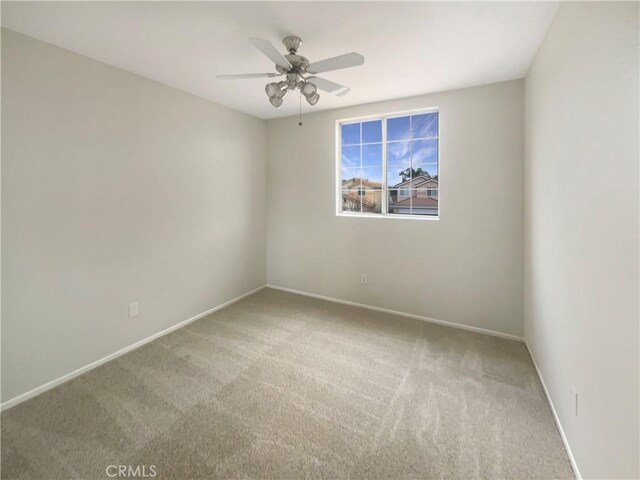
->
(267, 80, 525, 337)
(524, 2, 639, 479)
(1, 29, 267, 403)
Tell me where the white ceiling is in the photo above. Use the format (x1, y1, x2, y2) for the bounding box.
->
(1, 1, 559, 120)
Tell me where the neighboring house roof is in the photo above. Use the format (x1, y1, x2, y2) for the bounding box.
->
(343, 177, 382, 189)
(415, 178, 437, 188)
(393, 174, 435, 188)
(361, 179, 382, 189)
(390, 196, 438, 208)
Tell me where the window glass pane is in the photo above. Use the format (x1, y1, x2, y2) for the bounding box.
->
(362, 143, 382, 168)
(411, 112, 438, 139)
(407, 166, 436, 189)
(341, 123, 360, 145)
(387, 189, 411, 215)
(341, 190, 362, 212)
(387, 141, 410, 166)
(361, 166, 383, 187)
(409, 171, 438, 216)
(341, 168, 361, 190)
(387, 189, 398, 212)
(411, 139, 438, 165)
(387, 165, 408, 189)
(341, 145, 360, 170)
(416, 186, 438, 198)
(387, 116, 410, 141)
(410, 188, 438, 216)
(361, 190, 382, 214)
(362, 120, 382, 143)
(411, 163, 438, 180)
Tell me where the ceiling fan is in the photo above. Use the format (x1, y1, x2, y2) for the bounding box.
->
(217, 36, 364, 108)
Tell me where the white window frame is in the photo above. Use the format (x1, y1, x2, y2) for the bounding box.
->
(335, 106, 440, 220)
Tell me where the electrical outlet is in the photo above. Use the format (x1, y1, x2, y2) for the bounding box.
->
(129, 302, 139, 319)
(361, 274, 368, 284)
(570, 385, 578, 416)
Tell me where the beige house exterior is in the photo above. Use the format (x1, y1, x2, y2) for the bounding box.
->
(342, 177, 382, 213)
(389, 174, 438, 215)
(341, 173, 438, 215)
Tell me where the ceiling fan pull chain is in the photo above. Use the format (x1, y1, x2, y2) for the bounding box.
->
(298, 91, 303, 127)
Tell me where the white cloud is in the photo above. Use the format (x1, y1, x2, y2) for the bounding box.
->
(411, 141, 438, 164)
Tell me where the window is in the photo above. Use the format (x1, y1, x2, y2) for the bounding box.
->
(338, 109, 438, 218)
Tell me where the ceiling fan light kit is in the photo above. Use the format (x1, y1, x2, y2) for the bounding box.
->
(265, 82, 281, 98)
(217, 35, 364, 109)
(300, 81, 317, 97)
(306, 92, 320, 106)
(269, 97, 283, 108)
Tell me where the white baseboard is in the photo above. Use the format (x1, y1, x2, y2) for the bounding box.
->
(267, 285, 581, 475)
(525, 341, 582, 480)
(266, 284, 524, 342)
(1, 285, 267, 412)
(1, 281, 580, 479)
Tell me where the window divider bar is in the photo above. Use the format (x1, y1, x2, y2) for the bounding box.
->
(382, 118, 388, 215)
(360, 122, 363, 213)
(409, 115, 413, 215)
(386, 136, 439, 143)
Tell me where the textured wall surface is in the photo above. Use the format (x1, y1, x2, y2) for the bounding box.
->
(524, 2, 639, 478)
(268, 80, 525, 337)
(1, 29, 267, 402)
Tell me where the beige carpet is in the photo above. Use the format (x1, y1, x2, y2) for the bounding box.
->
(1, 288, 573, 479)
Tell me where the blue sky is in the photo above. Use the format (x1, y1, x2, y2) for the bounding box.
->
(388, 112, 438, 140)
(341, 113, 438, 188)
(341, 120, 382, 145)
(342, 113, 438, 145)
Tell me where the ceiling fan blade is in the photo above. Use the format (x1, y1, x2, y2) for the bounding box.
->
(216, 73, 279, 79)
(249, 38, 292, 69)
(308, 77, 350, 96)
(306, 52, 364, 74)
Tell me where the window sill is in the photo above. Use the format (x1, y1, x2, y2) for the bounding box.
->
(337, 213, 439, 221)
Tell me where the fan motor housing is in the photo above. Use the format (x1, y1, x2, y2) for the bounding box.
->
(275, 54, 310, 75)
